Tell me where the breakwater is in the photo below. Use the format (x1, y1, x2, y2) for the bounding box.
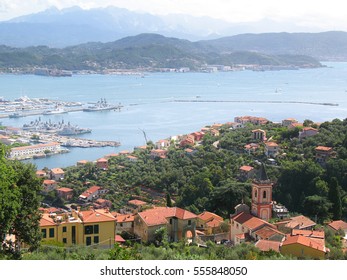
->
(173, 100, 339, 106)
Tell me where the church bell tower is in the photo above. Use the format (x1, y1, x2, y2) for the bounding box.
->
(251, 163, 273, 221)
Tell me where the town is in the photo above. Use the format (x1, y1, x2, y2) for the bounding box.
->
(2, 114, 347, 260)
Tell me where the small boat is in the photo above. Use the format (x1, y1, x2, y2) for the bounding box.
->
(9, 112, 23, 118)
(43, 107, 67, 115)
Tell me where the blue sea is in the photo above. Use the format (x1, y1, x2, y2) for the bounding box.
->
(1, 62, 347, 169)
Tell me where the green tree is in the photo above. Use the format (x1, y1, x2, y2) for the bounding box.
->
(9, 161, 43, 253)
(166, 193, 173, 207)
(0, 145, 19, 245)
(328, 177, 342, 220)
(303, 195, 332, 222)
(154, 227, 168, 246)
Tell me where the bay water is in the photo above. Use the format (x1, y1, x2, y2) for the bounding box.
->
(1, 62, 347, 169)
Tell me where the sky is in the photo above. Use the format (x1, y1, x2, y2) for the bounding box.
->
(0, 0, 346, 31)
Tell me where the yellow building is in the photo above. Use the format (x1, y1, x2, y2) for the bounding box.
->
(39, 208, 116, 248)
(280, 235, 327, 259)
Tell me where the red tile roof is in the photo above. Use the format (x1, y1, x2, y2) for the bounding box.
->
(255, 240, 281, 252)
(235, 233, 246, 239)
(115, 235, 125, 243)
(302, 127, 318, 131)
(138, 207, 197, 226)
(198, 211, 223, 222)
(284, 215, 316, 229)
(51, 168, 64, 174)
(232, 212, 273, 230)
(240, 165, 254, 172)
(43, 179, 56, 185)
(254, 225, 284, 239)
(128, 199, 147, 206)
(97, 158, 108, 162)
(315, 146, 332, 152)
(291, 229, 325, 239)
(80, 209, 116, 223)
(57, 187, 73, 193)
(114, 214, 135, 223)
(266, 142, 278, 147)
(282, 235, 326, 252)
(40, 214, 56, 227)
(80, 185, 102, 198)
(328, 220, 347, 231)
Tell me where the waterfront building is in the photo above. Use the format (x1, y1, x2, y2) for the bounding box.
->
(234, 116, 269, 126)
(77, 160, 89, 166)
(9, 142, 61, 159)
(282, 118, 298, 127)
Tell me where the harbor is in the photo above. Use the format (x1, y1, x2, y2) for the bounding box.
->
(0, 97, 123, 118)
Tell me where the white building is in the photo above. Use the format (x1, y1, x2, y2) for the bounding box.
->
(9, 142, 61, 159)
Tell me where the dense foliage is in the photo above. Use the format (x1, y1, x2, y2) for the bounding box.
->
(0, 34, 322, 71)
(60, 118, 347, 224)
(0, 145, 43, 259)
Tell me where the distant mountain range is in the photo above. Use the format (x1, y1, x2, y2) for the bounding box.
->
(0, 6, 330, 48)
(0, 33, 323, 71)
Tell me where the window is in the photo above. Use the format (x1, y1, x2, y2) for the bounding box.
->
(86, 237, 91, 246)
(120, 223, 123, 227)
(72, 226, 76, 244)
(41, 229, 47, 238)
(63, 226, 67, 233)
(169, 219, 172, 225)
(254, 189, 258, 198)
(63, 238, 67, 244)
(263, 190, 267, 199)
(49, 228, 54, 238)
(188, 220, 191, 226)
(94, 236, 99, 244)
(85, 225, 93, 235)
(93, 225, 99, 234)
